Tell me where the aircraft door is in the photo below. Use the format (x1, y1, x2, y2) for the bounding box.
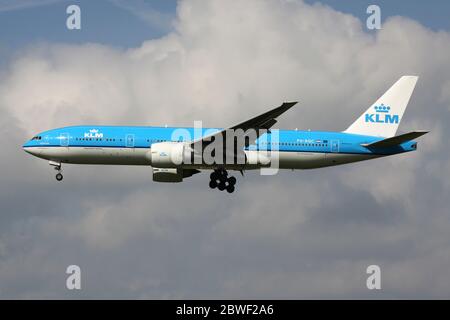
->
(60, 133, 69, 147)
(126, 134, 135, 148)
(331, 140, 339, 153)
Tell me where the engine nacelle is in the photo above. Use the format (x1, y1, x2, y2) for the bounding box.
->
(152, 167, 183, 182)
(150, 142, 191, 168)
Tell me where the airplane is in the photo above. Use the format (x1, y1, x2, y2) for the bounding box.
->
(23, 76, 427, 193)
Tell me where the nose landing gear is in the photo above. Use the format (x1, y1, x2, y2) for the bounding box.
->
(49, 161, 63, 182)
(209, 170, 236, 193)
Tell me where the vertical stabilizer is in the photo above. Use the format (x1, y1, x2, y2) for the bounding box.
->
(344, 76, 418, 137)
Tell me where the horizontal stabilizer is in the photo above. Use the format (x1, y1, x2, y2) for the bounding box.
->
(362, 130, 428, 148)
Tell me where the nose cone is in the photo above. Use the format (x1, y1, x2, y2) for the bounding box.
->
(23, 146, 40, 156)
(22, 140, 40, 156)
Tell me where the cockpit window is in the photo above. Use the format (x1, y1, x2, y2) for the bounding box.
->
(31, 136, 42, 140)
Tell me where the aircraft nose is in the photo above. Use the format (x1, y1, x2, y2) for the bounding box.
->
(22, 139, 41, 156)
(23, 146, 39, 156)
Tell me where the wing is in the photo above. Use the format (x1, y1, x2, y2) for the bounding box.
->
(190, 101, 298, 148)
(186, 102, 297, 164)
(228, 101, 298, 132)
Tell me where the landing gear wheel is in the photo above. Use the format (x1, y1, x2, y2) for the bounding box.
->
(218, 182, 226, 191)
(226, 185, 235, 193)
(56, 173, 63, 181)
(209, 180, 217, 189)
(209, 169, 235, 192)
(210, 171, 220, 181)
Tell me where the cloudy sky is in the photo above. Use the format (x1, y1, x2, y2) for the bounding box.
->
(0, 0, 450, 299)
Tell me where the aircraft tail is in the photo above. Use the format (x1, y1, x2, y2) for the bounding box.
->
(344, 76, 418, 138)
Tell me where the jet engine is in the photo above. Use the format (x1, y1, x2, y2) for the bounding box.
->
(150, 142, 192, 168)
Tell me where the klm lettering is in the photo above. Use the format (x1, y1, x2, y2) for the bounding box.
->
(84, 129, 103, 138)
(365, 113, 399, 124)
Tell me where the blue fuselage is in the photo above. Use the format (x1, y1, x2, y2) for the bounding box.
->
(23, 125, 416, 155)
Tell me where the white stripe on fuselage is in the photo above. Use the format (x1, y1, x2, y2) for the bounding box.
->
(23, 146, 382, 169)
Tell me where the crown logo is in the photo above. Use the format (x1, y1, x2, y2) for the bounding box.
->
(90, 129, 99, 133)
(374, 103, 390, 113)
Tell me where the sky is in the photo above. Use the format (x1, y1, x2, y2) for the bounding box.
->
(0, 0, 450, 299)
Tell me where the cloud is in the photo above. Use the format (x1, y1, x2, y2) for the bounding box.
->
(1, 0, 450, 298)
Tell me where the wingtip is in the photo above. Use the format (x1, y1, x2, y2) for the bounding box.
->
(401, 75, 419, 81)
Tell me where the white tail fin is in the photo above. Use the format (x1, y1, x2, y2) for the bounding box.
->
(344, 76, 418, 137)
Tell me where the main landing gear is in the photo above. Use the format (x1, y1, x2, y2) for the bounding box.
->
(209, 169, 236, 193)
(49, 161, 63, 182)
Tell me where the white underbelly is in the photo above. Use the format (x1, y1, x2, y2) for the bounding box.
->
(278, 151, 380, 169)
(33, 147, 151, 165)
(30, 147, 380, 169)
